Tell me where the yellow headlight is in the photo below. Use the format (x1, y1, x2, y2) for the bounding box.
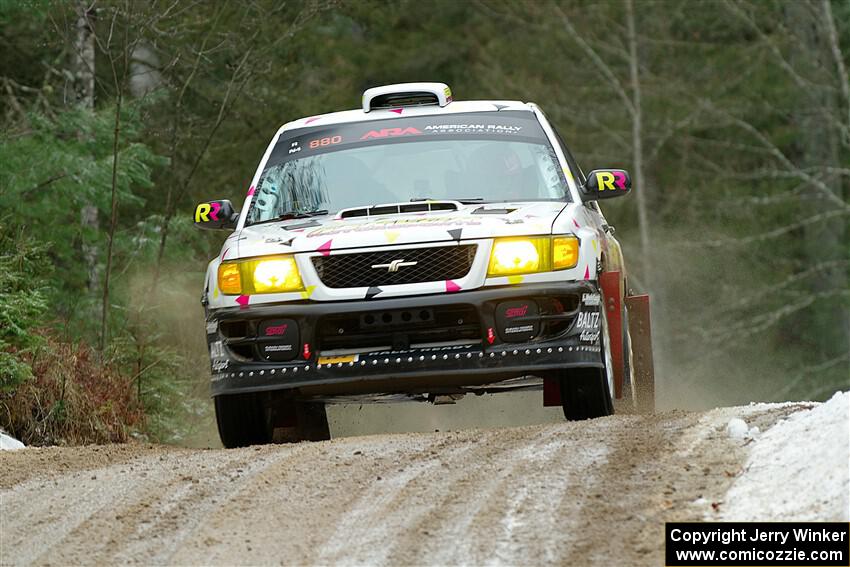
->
(487, 236, 580, 277)
(249, 257, 303, 293)
(218, 262, 242, 295)
(553, 236, 579, 270)
(217, 255, 304, 295)
(488, 238, 549, 276)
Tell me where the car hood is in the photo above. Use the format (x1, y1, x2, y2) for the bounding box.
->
(235, 201, 569, 257)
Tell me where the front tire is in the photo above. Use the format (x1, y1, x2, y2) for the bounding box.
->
(215, 392, 272, 448)
(560, 367, 614, 420)
(560, 297, 615, 420)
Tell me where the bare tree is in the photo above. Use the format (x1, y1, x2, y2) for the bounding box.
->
(71, 0, 100, 294)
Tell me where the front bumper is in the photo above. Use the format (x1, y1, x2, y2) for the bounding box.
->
(205, 281, 603, 398)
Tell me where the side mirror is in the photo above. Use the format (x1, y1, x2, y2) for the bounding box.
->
(194, 200, 238, 230)
(582, 169, 631, 201)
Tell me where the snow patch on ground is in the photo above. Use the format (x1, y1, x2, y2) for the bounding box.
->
(725, 418, 759, 440)
(720, 391, 849, 521)
(0, 431, 25, 450)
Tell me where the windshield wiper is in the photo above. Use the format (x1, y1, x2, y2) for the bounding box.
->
(250, 210, 329, 226)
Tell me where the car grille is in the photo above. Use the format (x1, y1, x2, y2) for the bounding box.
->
(312, 245, 477, 288)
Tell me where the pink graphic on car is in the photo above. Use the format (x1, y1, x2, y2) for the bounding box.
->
(317, 239, 333, 256)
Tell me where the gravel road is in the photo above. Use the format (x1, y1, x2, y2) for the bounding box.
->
(0, 401, 828, 566)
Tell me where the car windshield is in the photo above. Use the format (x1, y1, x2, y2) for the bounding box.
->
(246, 111, 571, 226)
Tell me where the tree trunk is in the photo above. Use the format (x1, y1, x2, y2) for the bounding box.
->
(625, 0, 651, 291)
(785, 0, 849, 389)
(71, 0, 99, 294)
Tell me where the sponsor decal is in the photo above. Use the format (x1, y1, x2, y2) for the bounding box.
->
(367, 344, 469, 356)
(288, 141, 301, 155)
(205, 320, 218, 334)
(195, 202, 221, 223)
(580, 330, 600, 343)
(318, 354, 359, 365)
(582, 293, 601, 306)
(487, 327, 496, 344)
(209, 341, 226, 359)
(505, 324, 535, 334)
(594, 170, 628, 191)
(576, 312, 600, 330)
(505, 304, 529, 318)
(307, 216, 482, 238)
(309, 135, 342, 149)
(360, 127, 422, 140)
(423, 124, 522, 134)
(264, 323, 288, 336)
(264, 344, 293, 352)
(212, 359, 229, 372)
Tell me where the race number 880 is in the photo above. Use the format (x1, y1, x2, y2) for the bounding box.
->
(309, 136, 341, 149)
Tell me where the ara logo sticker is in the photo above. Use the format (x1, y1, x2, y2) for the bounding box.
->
(576, 312, 600, 329)
(594, 171, 628, 191)
(195, 202, 221, 222)
(360, 127, 423, 140)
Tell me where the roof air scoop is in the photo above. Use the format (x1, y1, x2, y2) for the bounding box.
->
(338, 200, 460, 219)
(362, 82, 453, 113)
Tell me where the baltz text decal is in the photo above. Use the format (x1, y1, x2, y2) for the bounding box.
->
(575, 312, 600, 330)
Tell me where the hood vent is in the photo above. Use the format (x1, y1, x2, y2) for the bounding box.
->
(339, 201, 460, 219)
(362, 82, 453, 113)
(472, 206, 517, 215)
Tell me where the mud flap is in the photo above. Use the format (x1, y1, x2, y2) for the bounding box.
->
(624, 294, 655, 413)
(599, 271, 624, 399)
(543, 270, 624, 407)
(543, 378, 561, 407)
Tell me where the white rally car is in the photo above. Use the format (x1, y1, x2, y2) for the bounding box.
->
(195, 83, 654, 447)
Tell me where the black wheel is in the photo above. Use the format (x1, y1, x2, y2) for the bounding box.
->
(560, 367, 614, 420)
(215, 392, 272, 448)
(560, 300, 614, 420)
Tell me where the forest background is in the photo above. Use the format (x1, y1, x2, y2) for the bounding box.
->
(1, 0, 847, 445)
